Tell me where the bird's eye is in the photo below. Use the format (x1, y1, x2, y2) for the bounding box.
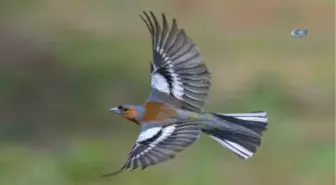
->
(122, 107, 128, 112)
(117, 105, 128, 113)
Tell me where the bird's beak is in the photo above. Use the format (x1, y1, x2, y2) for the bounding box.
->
(109, 107, 120, 114)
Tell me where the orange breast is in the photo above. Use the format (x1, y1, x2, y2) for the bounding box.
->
(140, 102, 176, 123)
(123, 108, 139, 125)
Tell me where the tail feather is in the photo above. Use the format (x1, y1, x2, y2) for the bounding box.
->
(212, 111, 268, 134)
(203, 111, 268, 159)
(208, 135, 254, 159)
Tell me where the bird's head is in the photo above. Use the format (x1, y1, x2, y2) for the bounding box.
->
(109, 104, 145, 124)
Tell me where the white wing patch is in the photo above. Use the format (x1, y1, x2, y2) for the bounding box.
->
(137, 127, 162, 142)
(136, 125, 176, 150)
(151, 73, 170, 94)
(136, 125, 176, 159)
(150, 125, 176, 146)
(151, 67, 184, 100)
(168, 65, 183, 99)
(151, 47, 184, 100)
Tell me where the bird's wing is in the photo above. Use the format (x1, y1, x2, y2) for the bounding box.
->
(103, 120, 201, 176)
(141, 11, 211, 113)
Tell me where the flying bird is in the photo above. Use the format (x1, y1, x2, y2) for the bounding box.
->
(104, 11, 268, 176)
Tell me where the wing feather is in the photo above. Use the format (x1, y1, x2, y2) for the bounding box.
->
(103, 121, 201, 176)
(142, 11, 211, 113)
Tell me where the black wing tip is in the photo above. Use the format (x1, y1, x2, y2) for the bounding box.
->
(161, 12, 166, 20)
(140, 11, 171, 23)
(101, 164, 149, 177)
(102, 165, 126, 177)
(149, 11, 156, 18)
(140, 10, 154, 19)
(139, 11, 150, 24)
(101, 171, 122, 177)
(150, 61, 154, 72)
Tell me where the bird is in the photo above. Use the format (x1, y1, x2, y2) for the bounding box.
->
(104, 11, 268, 176)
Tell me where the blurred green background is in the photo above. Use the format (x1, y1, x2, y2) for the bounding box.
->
(0, 0, 334, 185)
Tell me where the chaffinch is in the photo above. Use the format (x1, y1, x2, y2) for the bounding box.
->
(104, 11, 268, 176)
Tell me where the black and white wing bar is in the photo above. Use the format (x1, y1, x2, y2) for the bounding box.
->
(103, 121, 201, 176)
(141, 11, 212, 113)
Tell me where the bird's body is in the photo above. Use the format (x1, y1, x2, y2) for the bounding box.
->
(105, 11, 268, 176)
(121, 102, 211, 124)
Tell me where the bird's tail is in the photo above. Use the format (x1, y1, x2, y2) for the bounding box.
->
(202, 111, 268, 159)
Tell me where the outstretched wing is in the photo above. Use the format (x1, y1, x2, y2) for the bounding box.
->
(141, 11, 211, 113)
(103, 121, 201, 176)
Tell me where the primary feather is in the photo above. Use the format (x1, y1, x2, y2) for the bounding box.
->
(142, 11, 211, 113)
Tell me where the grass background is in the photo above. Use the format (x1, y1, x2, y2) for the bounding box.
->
(0, 0, 334, 185)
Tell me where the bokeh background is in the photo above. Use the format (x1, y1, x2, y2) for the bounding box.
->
(0, 0, 335, 185)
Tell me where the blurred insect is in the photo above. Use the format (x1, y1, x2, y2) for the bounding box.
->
(291, 29, 308, 38)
